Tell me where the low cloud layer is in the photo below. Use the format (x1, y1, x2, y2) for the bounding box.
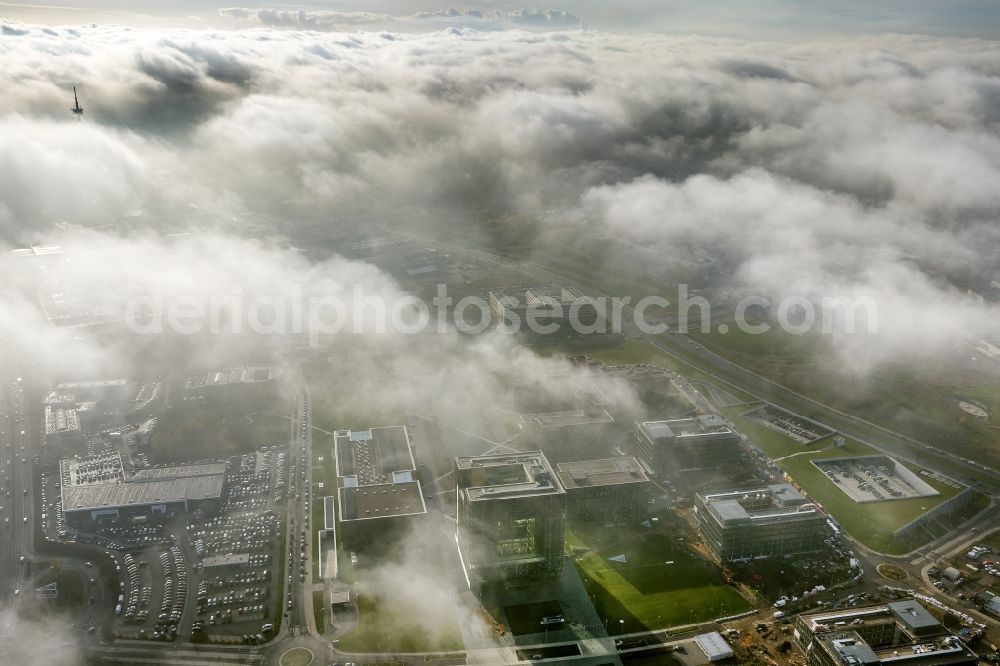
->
(5, 16, 1000, 666)
(217, 6, 584, 32)
(0, 23, 998, 376)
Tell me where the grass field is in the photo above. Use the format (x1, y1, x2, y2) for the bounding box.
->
(723, 409, 965, 553)
(336, 592, 464, 653)
(312, 591, 325, 634)
(148, 403, 288, 462)
(541, 336, 999, 489)
(687, 324, 1000, 472)
(542, 340, 989, 554)
(568, 523, 750, 632)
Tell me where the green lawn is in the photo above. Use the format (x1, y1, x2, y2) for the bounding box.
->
(148, 400, 289, 463)
(720, 406, 971, 554)
(568, 523, 750, 632)
(313, 591, 325, 634)
(543, 339, 990, 552)
(687, 324, 1000, 472)
(336, 592, 464, 653)
(551, 338, 999, 489)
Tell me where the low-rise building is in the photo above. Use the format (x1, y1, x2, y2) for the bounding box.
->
(795, 599, 977, 666)
(519, 409, 615, 462)
(333, 425, 427, 550)
(695, 483, 828, 561)
(61, 458, 225, 527)
(635, 415, 741, 476)
(455, 451, 566, 590)
(338, 481, 427, 550)
(555, 457, 649, 523)
(44, 404, 84, 448)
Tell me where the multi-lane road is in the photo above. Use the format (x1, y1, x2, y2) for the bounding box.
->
(0, 350, 33, 602)
(393, 229, 999, 493)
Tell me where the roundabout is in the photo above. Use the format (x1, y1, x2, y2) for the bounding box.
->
(279, 647, 314, 666)
(876, 563, 908, 581)
(263, 632, 330, 666)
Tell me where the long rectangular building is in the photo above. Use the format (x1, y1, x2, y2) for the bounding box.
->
(61, 460, 225, 527)
(695, 483, 828, 561)
(795, 599, 977, 666)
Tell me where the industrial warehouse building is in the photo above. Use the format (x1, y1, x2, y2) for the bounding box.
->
(60, 456, 225, 527)
(455, 451, 566, 591)
(555, 457, 650, 523)
(795, 599, 977, 666)
(695, 483, 828, 562)
(634, 415, 742, 476)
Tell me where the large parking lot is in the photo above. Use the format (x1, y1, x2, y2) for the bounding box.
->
(813, 455, 940, 503)
(40, 444, 288, 644)
(187, 446, 286, 644)
(743, 405, 834, 444)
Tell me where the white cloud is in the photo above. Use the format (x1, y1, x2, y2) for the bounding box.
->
(0, 25, 997, 376)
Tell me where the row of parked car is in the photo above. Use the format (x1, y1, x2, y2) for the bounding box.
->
(116, 553, 142, 619)
(157, 547, 187, 626)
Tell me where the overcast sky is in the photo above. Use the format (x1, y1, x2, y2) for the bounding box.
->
(1, 1, 999, 39)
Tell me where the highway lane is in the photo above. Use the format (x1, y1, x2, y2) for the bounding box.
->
(392, 229, 999, 491)
(0, 349, 32, 602)
(275, 382, 313, 638)
(87, 641, 264, 665)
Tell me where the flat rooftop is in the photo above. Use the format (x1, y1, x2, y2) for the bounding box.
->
(457, 451, 565, 502)
(44, 390, 76, 405)
(701, 484, 817, 525)
(887, 600, 941, 632)
(528, 409, 614, 428)
(55, 379, 128, 389)
(802, 600, 976, 666)
(640, 414, 734, 441)
(185, 366, 277, 389)
(338, 481, 427, 521)
(45, 405, 80, 435)
(61, 454, 125, 486)
(62, 462, 225, 513)
(801, 600, 942, 636)
(818, 630, 970, 666)
(323, 495, 336, 531)
(335, 425, 416, 486)
(556, 457, 649, 489)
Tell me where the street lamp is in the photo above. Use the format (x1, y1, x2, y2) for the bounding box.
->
(619, 619, 624, 635)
